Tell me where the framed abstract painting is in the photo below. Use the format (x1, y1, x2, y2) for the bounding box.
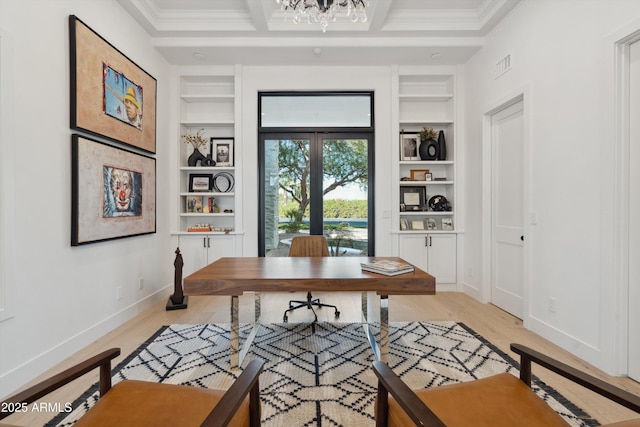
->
(69, 15, 157, 153)
(71, 134, 156, 245)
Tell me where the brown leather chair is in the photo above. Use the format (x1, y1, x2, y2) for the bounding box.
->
(373, 343, 640, 427)
(0, 348, 264, 427)
(283, 235, 340, 322)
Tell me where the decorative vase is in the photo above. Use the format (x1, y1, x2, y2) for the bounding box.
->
(202, 154, 216, 167)
(419, 138, 438, 160)
(437, 130, 446, 160)
(187, 148, 207, 167)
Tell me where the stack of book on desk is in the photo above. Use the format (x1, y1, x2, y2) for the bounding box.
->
(360, 260, 415, 276)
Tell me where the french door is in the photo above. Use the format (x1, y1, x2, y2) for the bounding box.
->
(259, 132, 373, 257)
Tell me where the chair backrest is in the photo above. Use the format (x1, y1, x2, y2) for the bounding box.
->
(288, 236, 330, 257)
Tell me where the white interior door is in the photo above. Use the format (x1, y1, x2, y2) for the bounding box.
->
(628, 40, 640, 382)
(490, 101, 524, 319)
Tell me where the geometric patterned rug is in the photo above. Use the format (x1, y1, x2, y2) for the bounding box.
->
(47, 321, 598, 426)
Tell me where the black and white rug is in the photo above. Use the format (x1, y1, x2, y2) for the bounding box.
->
(48, 321, 597, 426)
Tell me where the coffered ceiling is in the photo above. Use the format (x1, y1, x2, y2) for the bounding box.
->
(116, 0, 521, 65)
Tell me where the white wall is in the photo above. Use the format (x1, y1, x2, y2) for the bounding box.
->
(461, 0, 640, 372)
(0, 0, 174, 397)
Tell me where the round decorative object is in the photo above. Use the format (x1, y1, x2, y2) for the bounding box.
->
(213, 172, 235, 193)
(429, 195, 452, 211)
(187, 148, 207, 167)
(419, 138, 439, 160)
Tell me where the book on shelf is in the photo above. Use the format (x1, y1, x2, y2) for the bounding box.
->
(360, 260, 414, 276)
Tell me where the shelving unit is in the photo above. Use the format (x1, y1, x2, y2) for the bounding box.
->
(393, 66, 458, 285)
(177, 71, 238, 235)
(179, 166, 235, 233)
(174, 67, 242, 275)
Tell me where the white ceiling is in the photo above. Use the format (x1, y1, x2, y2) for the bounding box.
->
(116, 0, 521, 66)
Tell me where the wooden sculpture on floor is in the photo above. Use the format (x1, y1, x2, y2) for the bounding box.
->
(167, 247, 188, 310)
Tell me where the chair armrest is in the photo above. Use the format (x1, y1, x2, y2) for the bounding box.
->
(0, 348, 121, 420)
(201, 359, 265, 427)
(511, 343, 640, 414)
(372, 360, 446, 427)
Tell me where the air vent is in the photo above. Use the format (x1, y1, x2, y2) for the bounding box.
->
(495, 54, 512, 79)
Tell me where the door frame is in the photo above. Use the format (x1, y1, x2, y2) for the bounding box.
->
(609, 22, 640, 376)
(481, 86, 531, 327)
(257, 131, 375, 256)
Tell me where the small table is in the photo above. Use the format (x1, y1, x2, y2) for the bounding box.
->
(183, 256, 436, 368)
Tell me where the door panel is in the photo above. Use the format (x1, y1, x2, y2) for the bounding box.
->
(491, 101, 524, 318)
(321, 135, 369, 256)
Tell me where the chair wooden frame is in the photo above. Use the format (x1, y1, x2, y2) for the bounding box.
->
(0, 348, 264, 427)
(373, 343, 640, 427)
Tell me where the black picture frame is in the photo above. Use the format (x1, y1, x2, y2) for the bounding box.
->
(189, 174, 213, 192)
(69, 15, 157, 154)
(71, 134, 156, 246)
(400, 186, 426, 210)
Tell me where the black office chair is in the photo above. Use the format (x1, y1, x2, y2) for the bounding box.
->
(283, 235, 340, 323)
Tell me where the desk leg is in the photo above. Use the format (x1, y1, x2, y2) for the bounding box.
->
(230, 295, 239, 369)
(255, 292, 261, 322)
(380, 295, 389, 363)
(361, 291, 368, 322)
(362, 293, 389, 363)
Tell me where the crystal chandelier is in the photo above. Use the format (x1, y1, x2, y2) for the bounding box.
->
(276, 0, 370, 33)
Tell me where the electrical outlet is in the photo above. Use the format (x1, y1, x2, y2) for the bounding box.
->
(138, 277, 144, 290)
(116, 286, 123, 300)
(548, 297, 557, 313)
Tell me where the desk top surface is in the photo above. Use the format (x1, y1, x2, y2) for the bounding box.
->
(183, 256, 436, 296)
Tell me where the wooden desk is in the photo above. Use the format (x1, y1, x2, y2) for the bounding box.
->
(183, 256, 436, 368)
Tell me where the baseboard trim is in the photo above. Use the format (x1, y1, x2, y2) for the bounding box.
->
(528, 315, 601, 368)
(461, 280, 483, 302)
(0, 285, 170, 398)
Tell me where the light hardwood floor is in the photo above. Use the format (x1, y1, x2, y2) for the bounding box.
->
(4, 291, 640, 426)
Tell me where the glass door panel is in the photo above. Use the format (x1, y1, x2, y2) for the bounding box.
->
(322, 136, 369, 256)
(260, 133, 372, 257)
(263, 136, 313, 257)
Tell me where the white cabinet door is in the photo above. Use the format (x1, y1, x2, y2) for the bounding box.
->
(179, 234, 236, 276)
(208, 234, 236, 264)
(426, 234, 457, 284)
(398, 234, 429, 272)
(398, 234, 457, 284)
(179, 235, 210, 277)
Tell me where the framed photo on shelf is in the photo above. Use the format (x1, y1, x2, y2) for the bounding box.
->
(400, 132, 420, 161)
(400, 186, 426, 210)
(410, 169, 430, 181)
(189, 174, 213, 192)
(71, 134, 156, 246)
(69, 15, 157, 154)
(411, 220, 425, 230)
(427, 218, 437, 230)
(186, 196, 203, 213)
(210, 137, 234, 166)
(442, 217, 454, 230)
(400, 217, 409, 231)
